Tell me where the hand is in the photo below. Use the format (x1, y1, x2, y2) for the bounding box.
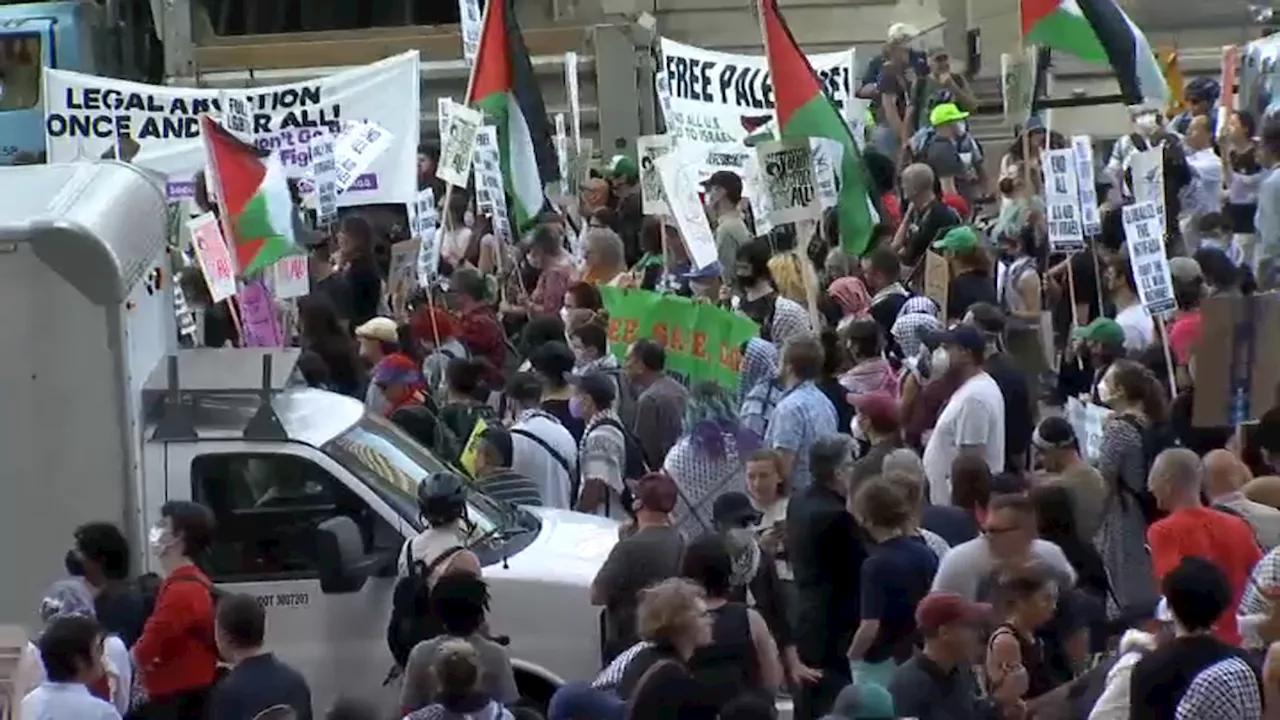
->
(1265, 642, 1280, 686)
(938, 72, 954, 86)
(759, 526, 784, 553)
(788, 660, 823, 686)
(993, 663, 1029, 702)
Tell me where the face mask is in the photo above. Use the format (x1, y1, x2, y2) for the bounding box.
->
(930, 348, 951, 377)
(726, 527, 756, 552)
(568, 395, 585, 419)
(1134, 114, 1159, 135)
(64, 549, 85, 577)
(148, 526, 172, 556)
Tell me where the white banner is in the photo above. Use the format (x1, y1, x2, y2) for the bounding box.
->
(1042, 149, 1085, 253)
(655, 153, 718, 270)
(637, 134, 673, 216)
(757, 138, 821, 225)
(45, 51, 420, 205)
(1070, 135, 1102, 236)
(1066, 398, 1113, 462)
(1122, 201, 1176, 317)
(657, 37, 855, 146)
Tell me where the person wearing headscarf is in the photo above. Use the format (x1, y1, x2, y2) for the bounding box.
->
(827, 276, 873, 328)
(663, 382, 760, 540)
(890, 296, 942, 362)
(580, 227, 629, 287)
(372, 353, 427, 417)
(736, 338, 780, 409)
(22, 579, 134, 715)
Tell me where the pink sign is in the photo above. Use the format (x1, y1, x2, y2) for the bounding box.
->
(238, 280, 283, 347)
(187, 213, 238, 303)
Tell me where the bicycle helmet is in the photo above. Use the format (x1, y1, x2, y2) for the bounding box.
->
(417, 472, 468, 525)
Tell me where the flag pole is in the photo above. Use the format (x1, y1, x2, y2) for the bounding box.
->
(198, 113, 250, 346)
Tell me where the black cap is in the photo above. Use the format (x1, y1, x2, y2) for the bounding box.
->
(938, 325, 985, 354)
(702, 170, 743, 201)
(712, 492, 762, 527)
(571, 371, 616, 408)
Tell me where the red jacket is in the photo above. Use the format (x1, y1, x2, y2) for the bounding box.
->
(132, 564, 218, 698)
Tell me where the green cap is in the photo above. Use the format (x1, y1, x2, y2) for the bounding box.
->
(606, 154, 639, 182)
(1072, 317, 1126, 347)
(932, 225, 981, 252)
(929, 102, 970, 127)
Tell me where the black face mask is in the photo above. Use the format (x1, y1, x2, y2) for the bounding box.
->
(736, 273, 756, 288)
(64, 549, 86, 577)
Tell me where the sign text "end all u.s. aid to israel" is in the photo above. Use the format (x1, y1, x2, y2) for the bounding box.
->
(42, 51, 421, 207)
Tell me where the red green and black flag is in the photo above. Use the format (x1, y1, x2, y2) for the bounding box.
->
(466, 0, 560, 229)
(759, 0, 877, 256)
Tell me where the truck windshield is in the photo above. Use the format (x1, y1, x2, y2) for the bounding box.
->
(323, 413, 515, 535)
(0, 32, 41, 110)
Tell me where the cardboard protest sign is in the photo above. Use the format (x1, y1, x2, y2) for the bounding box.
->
(271, 255, 309, 299)
(637, 134, 673, 215)
(1193, 292, 1280, 428)
(1066, 398, 1113, 461)
(600, 287, 760, 390)
(332, 120, 394, 194)
(437, 97, 454, 140)
(1042, 149, 1085, 252)
(388, 240, 420, 315)
(1121, 201, 1176, 316)
(46, 51, 420, 205)
(238, 280, 284, 347)
(657, 37, 854, 145)
(924, 251, 949, 313)
(1129, 146, 1166, 229)
(1070, 135, 1102, 236)
(756, 138, 821, 225)
(458, 0, 482, 63)
(187, 212, 237, 303)
(411, 189, 441, 287)
(655, 152, 718, 270)
(309, 132, 338, 225)
(438, 103, 483, 189)
(1000, 51, 1036, 127)
(810, 138, 841, 210)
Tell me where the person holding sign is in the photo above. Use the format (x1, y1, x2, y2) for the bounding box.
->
(931, 227, 996, 323)
(704, 171, 753, 286)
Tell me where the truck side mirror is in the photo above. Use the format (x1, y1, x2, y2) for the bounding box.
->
(315, 516, 380, 594)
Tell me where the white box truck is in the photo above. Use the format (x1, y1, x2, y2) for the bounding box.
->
(0, 161, 619, 713)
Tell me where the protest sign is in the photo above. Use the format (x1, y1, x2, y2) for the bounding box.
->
(655, 152, 718, 270)
(438, 103, 483, 189)
(756, 138, 821, 225)
(1129, 146, 1166, 229)
(924, 251, 949, 312)
(271, 256, 310, 299)
(600, 287, 760, 390)
(1042, 149, 1085, 253)
(554, 114, 570, 196)
(388, 240, 420, 315)
(810, 138, 841, 210)
(173, 281, 199, 340)
(238, 280, 283, 347)
(473, 126, 502, 212)
(1066, 398, 1113, 461)
(637, 134, 673, 215)
(458, 0, 482, 63)
(411, 189, 442, 286)
(844, 97, 871, 151)
(1122, 201, 1176, 316)
(657, 37, 854, 145)
(566, 51, 583, 152)
(46, 51, 420, 205)
(218, 91, 253, 143)
(437, 97, 454, 140)
(187, 212, 237, 303)
(309, 132, 338, 225)
(332, 120, 394, 194)
(1193, 292, 1280, 428)
(1070, 135, 1102, 236)
(1000, 51, 1036, 127)
(742, 154, 772, 235)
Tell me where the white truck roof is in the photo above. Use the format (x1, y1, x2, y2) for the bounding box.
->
(0, 161, 168, 305)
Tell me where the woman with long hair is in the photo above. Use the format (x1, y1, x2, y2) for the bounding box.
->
(736, 338, 779, 410)
(1095, 360, 1169, 615)
(1224, 109, 1264, 270)
(628, 216, 667, 291)
(581, 227, 629, 287)
(937, 227, 996, 323)
(298, 295, 364, 398)
(335, 215, 383, 327)
(438, 192, 474, 271)
(663, 382, 759, 540)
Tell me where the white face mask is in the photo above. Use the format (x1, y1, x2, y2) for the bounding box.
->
(1134, 113, 1159, 135)
(559, 307, 571, 327)
(930, 347, 951, 378)
(148, 526, 172, 556)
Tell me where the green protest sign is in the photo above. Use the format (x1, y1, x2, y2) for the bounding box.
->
(600, 287, 759, 391)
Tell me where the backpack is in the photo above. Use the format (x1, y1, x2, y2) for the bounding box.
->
(1115, 415, 1179, 525)
(386, 544, 465, 667)
(592, 417, 651, 518)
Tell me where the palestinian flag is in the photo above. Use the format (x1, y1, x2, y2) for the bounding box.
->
(199, 115, 298, 276)
(1021, 0, 1167, 107)
(466, 0, 558, 230)
(760, 0, 876, 256)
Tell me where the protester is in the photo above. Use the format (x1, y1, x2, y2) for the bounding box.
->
(298, 294, 364, 398)
(580, 227, 628, 287)
(1204, 449, 1280, 548)
(818, 328, 858, 432)
(892, 164, 961, 273)
(22, 580, 132, 714)
(530, 341, 585, 441)
(67, 522, 145, 648)
(964, 303, 1033, 472)
(471, 427, 543, 506)
(402, 639, 515, 720)
(841, 319, 899, 401)
(211, 593, 312, 720)
(505, 372, 577, 509)
(705, 170, 752, 284)
(861, 247, 912, 341)
(23, 614, 122, 720)
(663, 381, 755, 539)
(574, 371, 631, 517)
(615, 578, 716, 717)
(883, 467, 952, 559)
(933, 227, 996, 322)
(335, 215, 383, 326)
(739, 338, 786, 437)
(849, 391, 904, 480)
(736, 238, 812, 345)
(450, 267, 507, 383)
(765, 334, 839, 492)
(1032, 416, 1108, 545)
(1029, 484, 1111, 602)
(400, 472, 483, 579)
(1224, 109, 1263, 268)
(920, 103, 984, 205)
(625, 338, 688, 468)
(372, 353, 427, 419)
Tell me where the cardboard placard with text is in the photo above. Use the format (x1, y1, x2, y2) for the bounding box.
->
(1192, 293, 1280, 428)
(924, 251, 950, 314)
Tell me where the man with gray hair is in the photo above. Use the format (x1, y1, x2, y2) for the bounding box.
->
(1147, 447, 1263, 643)
(786, 433, 866, 718)
(891, 163, 960, 271)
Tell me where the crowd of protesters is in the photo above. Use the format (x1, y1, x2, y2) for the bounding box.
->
(21, 20, 1280, 720)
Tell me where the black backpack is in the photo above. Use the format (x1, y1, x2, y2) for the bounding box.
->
(386, 544, 464, 667)
(593, 417, 651, 518)
(1116, 415, 1179, 525)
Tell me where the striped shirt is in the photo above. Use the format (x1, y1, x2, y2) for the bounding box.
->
(474, 469, 543, 507)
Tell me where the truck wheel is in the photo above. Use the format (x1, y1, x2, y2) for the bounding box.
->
(513, 670, 556, 715)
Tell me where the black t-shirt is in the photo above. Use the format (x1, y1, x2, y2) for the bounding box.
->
(342, 259, 383, 327)
(875, 67, 911, 129)
(818, 376, 856, 435)
(1053, 250, 1109, 336)
(985, 352, 1034, 471)
(946, 269, 996, 322)
(313, 272, 354, 324)
(870, 292, 910, 349)
(903, 201, 961, 268)
(860, 536, 939, 663)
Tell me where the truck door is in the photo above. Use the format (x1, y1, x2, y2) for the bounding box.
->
(0, 17, 53, 162)
(164, 441, 407, 711)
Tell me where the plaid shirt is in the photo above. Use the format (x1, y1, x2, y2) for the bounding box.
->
(770, 296, 811, 346)
(1237, 546, 1280, 648)
(1174, 657, 1262, 720)
(763, 380, 839, 492)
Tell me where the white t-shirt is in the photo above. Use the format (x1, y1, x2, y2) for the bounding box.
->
(510, 411, 579, 509)
(923, 371, 1006, 504)
(1115, 302, 1155, 352)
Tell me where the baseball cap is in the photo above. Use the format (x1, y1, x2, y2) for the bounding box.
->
(633, 472, 678, 514)
(355, 317, 399, 344)
(371, 353, 422, 387)
(929, 102, 970, 127)
(938, 325, 985, 354)
(606, 155, 639, 182)
(702, 170, 744, 199)
(932, 225, 981, 252)
(712, 491, 762, 527)
(681, 261, 723, 280)
(849, 391, 900, 433)
(1169, 256, 1204, 284)
(1072, 317, 1126, 347)
(915, 592, 991, 633)
(887, 22, 918, 43)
